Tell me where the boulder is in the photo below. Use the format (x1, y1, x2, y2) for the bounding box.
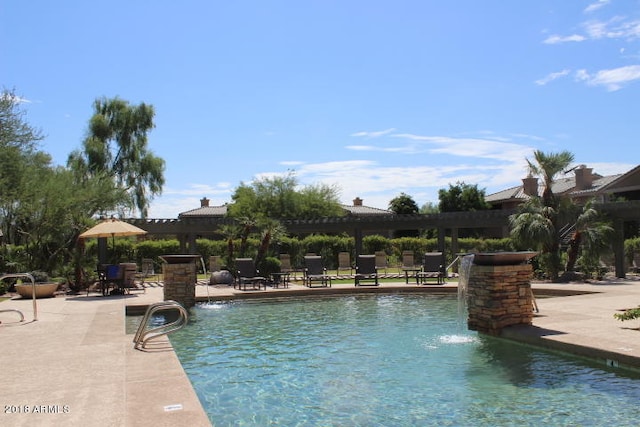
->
(210, 270, 233, 285)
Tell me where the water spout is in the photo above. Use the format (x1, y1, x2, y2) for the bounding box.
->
(457, 254, 474, 330)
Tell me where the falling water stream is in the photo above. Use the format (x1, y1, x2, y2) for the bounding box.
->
(457, 254, 475, 330)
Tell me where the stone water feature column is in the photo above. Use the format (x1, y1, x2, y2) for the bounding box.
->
(161, 255, 200, 308)
(466, 252, 536, 335)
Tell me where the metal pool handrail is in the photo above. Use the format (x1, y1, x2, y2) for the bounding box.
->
(133, 300, 189, 350)
(0, 273, 37, 322)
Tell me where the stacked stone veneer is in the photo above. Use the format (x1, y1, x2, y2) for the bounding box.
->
(466, 264, 534, 335)
(163, 262, 197, 308)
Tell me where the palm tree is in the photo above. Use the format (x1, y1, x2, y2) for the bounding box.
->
(565, 200, 613, 273)
(237, 216, 256, 258)
(218, 224, 240, 271)
(255, 219, 286, 269)
(511, 150, 574, 281)
(526, 150, 575, 208)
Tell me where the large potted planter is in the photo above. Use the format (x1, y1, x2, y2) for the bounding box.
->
(14, 271, 59, 299)
(15, 282, 59, 299)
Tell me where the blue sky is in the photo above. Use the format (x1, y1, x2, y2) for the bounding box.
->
(2, 0, 639, 218)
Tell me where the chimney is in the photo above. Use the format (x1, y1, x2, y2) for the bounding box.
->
(353, 197, 363, 206)
(200, 197, 210, 207)
(522, 175, 538, 197)
(574, 165, 593, 190)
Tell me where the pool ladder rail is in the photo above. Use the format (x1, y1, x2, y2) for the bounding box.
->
(0, 273, 38, 323)
(133, 300, 189, 350)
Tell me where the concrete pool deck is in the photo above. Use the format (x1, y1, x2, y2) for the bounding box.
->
(1, 276, 639, 426)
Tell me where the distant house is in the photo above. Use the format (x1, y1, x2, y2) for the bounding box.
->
(178, 196, 391, 219)
(341, 197, 392, 216)
(485, 164, 640, 210)
(178, 198, 228, 219)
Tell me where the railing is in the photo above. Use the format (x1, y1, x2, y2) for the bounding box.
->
(133, 300, 189, 350)
(0, 273, 37, 322)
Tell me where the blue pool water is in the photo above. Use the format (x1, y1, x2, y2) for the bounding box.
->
(170, 294, 640, 426)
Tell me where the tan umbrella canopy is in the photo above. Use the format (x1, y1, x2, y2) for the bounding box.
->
(79, 217, 147, 264)
(79, 217, 147, 239)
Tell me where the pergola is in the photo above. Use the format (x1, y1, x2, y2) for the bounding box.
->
(127, 201, 640, 279)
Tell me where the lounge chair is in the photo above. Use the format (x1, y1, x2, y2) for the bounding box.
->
(234, 258, 266, 290)
(337, 252, 353, 276)
(400, 250, 421, 284)
(417, 252, 445, 285)
(303, 256, 331, 287)
(355, 254, 379, 286)
(375, 251, 388, 275)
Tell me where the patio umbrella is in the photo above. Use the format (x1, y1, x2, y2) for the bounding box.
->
(79, 217, 147, 263)
(79, 217, 148, 239)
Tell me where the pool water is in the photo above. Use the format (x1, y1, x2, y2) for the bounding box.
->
(170, 294, 640, 426)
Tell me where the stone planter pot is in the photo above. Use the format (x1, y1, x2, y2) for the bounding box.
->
(15, 283, 59, 299)
(472, 251, 537, 266)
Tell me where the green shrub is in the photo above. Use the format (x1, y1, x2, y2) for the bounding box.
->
(258, 256, 281, 277)
(29, 271, 50, 283)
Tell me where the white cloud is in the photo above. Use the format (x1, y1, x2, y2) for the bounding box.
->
(390, 134, 534, 162)
(575, 65, 640, 91)
(543, 34, 586, 44)
(350, 128, 396, 138)
(345, 145, 376, 151)
(584, 0, 610, 14)
(588, 162, 636, 176)
(345, 143, 423, 154)
(583, 18, 640, 40)
(162, 182, 232, 197)
(543, 16, 640, 45)
(535, 69, 571, 85)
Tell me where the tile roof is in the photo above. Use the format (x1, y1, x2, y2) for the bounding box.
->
(179, 205, 228, 218)
(486, 168, 632, 204)
(341, 204, 392, 215)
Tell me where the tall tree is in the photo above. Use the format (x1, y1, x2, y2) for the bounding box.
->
(0, 90, 45, 242)
(438, 182, 490, 238)
(388, 193, 419, 215)
(227, 172, 343, 220)
(389, 193, 420, 237)
(438, 182, 490, 212)
(68, 97, 165, 217)
(0, 90, 127, 273)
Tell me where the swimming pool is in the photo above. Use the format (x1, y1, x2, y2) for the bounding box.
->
(170, 294, 640, 426)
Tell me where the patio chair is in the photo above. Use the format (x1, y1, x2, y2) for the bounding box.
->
(303, 255, 331, 287)
(279, 253, 302, 279)
(121, 262, 145, 293)
(337, 252, 353, 276)
(400, 250, 421, 284)
(135, 258, 159, 287)
(234, 258, 267, 290)
(209, 255, 222, 273)
(375, 251, 388, 275)
(355, 254, 379, 286)
(417, 252, 445, 285)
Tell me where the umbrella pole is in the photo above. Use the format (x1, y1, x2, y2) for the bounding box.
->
(98, 237, 109, 266)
